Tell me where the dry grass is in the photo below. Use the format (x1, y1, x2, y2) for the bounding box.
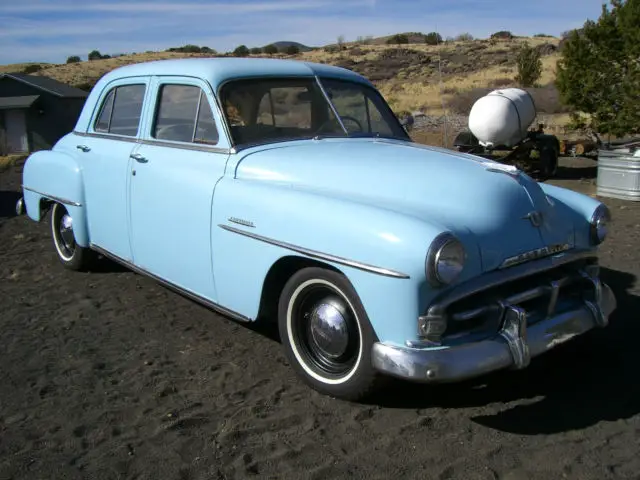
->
(0, 154, 27, 172)
(378, 52, 560, 114)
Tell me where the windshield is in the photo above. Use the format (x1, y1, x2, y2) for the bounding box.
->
(219, 77, 409, 148)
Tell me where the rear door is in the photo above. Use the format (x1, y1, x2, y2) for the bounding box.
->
(128, 76, 229, 301)
(78, 78, 150, 261)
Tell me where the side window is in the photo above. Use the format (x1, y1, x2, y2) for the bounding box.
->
(94, 84, 145, 137)
(153, 84, 219, 144)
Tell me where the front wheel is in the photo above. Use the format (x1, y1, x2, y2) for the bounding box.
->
(51, 203, 94, 271)
(278, 267, 383, 401)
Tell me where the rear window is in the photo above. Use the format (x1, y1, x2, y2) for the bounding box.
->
(94, 84, 146, 137)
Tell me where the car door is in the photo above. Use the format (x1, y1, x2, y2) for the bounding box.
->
(77, 78, 150, 262)
(128, 76, 230, 301)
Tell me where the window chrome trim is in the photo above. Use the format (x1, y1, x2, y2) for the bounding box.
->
(314, 75, 348, 135)
(90, 244, 252, 323)
(73, 131, 231, 154)
(139, 138, 230, 154)
(74, 131, 139, 144)
(22, 186, 82, 207)
(219, 223, 410, 279)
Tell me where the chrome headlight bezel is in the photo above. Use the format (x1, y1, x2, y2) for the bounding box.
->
(426, 233, 466, 287)
(590, 204, 611, 245)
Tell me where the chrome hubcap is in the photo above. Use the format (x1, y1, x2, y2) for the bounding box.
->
(59, 214, 75, 251)
(309, 299, 349, 358)
(290, 284, 360, 379)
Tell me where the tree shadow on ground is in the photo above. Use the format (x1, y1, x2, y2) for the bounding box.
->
(369, 267, 640, 434)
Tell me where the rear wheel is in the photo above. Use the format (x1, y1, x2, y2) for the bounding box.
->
(278, 267, 383, 401)
(51, 203, 94, 271)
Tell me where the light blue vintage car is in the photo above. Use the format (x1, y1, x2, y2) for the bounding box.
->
(16, 58, 616, 400)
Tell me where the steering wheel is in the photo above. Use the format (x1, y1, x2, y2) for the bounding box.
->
(315, 115, 364, 135)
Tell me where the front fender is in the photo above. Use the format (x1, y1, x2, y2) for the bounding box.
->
(539, 183, 602, 247)
(22, 150, 89, 247)
(210, 178, 480, 346)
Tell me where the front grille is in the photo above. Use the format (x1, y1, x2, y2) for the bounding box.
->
(442, 260, 598, 343)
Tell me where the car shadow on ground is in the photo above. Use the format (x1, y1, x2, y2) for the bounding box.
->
(0, 190, 21, 219)
(553, 164, 597, 181)
(369, 267, 640, 434)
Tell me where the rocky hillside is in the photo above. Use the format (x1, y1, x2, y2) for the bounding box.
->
(0, 34, 566, 133)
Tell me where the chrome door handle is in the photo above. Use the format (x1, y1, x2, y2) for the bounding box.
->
(130, 153, 148, 163)
(76, 145, 91, 152)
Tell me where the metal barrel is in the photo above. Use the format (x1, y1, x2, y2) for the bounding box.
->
(596, 147, 640, 201)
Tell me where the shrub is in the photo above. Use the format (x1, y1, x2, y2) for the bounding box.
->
(455, 33, 474, 42)
(285, 45, 300, 55)
(249, 47, 262, 55)
(233, 45, 250, 57)
(66, 55, 81, 64)
(200, 46, 216, 54)
(556, 0, 640, 136)
(386, 34, 409, 45)
(534, 33, 550, 37)
(491, 30, 514, 40)
(323, 45, 340, 54)
(515, 42, 542, 87)
(423, 32, 442, 45)
(263, 44, 278, 55)
(23, 64, 42, 73)
(88, 50, 103, 61)
(337, 35, 345, 49)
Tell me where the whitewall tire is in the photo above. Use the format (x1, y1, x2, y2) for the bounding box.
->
(278, 267, 383, 400)
(50, 203, 94, 271)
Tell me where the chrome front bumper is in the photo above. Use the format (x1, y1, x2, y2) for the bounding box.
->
(371, 281, 616, 383)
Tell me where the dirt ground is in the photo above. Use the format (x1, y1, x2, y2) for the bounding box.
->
(1, 155, 639, 480)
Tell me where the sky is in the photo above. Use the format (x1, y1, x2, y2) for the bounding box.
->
(0, 0, 611, 65)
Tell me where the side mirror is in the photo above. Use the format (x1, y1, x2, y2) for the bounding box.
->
(399, 113, 415, 132)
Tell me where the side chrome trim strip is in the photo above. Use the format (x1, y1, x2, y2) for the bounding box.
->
(22, 186, 82, 207)
(90, 244, 252, 323)
(218, 224, 410, 279)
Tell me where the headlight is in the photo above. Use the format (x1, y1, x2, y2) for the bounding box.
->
(426, 233, 466, 287)
(590, 204, 611, 244)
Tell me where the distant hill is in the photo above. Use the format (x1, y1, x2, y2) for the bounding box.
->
(267, 41, 313, 52)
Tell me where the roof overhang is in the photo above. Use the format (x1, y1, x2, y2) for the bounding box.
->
(0, 95, 40, 110)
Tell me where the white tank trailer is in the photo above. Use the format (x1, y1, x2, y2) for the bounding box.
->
(453, 88, 561, 178)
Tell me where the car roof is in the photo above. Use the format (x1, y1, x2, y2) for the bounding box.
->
(75, 57, 374, 134)
(98, 57, 372, 90)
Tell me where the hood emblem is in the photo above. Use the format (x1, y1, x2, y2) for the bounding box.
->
(523, 211, 543, 227)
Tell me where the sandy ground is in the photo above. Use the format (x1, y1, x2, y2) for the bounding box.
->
(1, 155, 639, 480)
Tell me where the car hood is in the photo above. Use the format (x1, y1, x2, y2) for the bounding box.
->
(234, 138, 575, 271)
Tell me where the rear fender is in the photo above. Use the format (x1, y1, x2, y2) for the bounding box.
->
(22, 150, 89, 247)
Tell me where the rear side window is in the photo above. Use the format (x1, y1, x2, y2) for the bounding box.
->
(94, 84, 146, 137)
(152, 84, 219, 144)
